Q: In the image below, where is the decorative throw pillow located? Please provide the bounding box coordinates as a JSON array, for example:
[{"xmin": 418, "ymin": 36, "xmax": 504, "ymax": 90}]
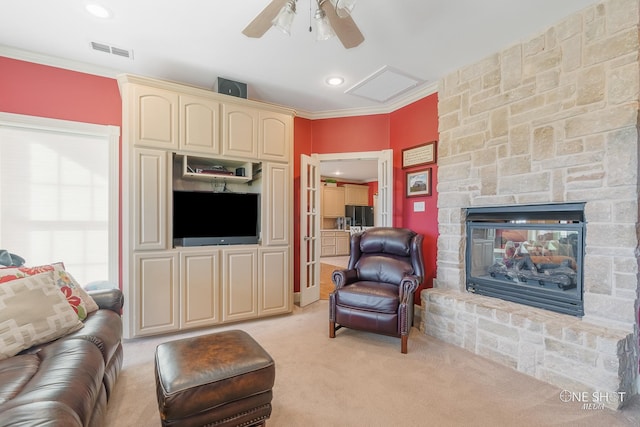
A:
[
  {"xmin": 0, "ymin": 264, "xmax": 54, "ymax": 283},
  {"xmin": 50, "ymin": 263, "xmax": 99, "ymax": 315},
  {"xmin": 0, "ymin": 263, "xmax": 99, "ymax": 319},
  {"xmin": 0, "ymin": 271, "xmax": 84, "ymax": 360}
]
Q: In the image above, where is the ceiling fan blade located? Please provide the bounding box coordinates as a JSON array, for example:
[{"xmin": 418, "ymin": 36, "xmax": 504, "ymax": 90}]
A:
[
  {"xmin": 321, "ymin": 1, "xmax": 364, "ymax": 49},
  {"xmin": 243, "ymin": 0, "xmax": 289, "ymax": 38}
]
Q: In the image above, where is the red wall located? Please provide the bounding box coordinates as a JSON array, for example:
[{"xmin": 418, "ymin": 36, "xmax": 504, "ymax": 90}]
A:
[
  {"xmin": 390, "ymin": 95, "xmax": 439, "ymax": 300},
  {"xmin": 311, "ymin": 115, "xmax": 390, "ymax": 152},
  {"xmin": 0, "ymin": 56, "xmax": 123, "ymax": 286},
  {"xmin": 367, "ymin": 181, "xmax": 378, "ymax": 206},
  {"xmin": 0, "ymin": 57, "xmax": 121, "ymax": 125}
]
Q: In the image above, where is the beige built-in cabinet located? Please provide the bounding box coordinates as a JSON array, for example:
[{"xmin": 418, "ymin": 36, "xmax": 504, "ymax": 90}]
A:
[{"xmin": 119, "ymin": 74, "xmax": 293, "ymax": 339}]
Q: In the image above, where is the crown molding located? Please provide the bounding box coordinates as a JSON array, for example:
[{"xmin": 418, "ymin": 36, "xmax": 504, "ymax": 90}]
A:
[
  {"xmin": 296, "ymin": 81, "xmax": 439, "ymax": 120},
  {"xmin": 0, "ymin": 44, "xmax": 121, "ymax": 78},
  {"xmin": 1, "ymin": 44, "xmax": 438, "ymax": 120}
]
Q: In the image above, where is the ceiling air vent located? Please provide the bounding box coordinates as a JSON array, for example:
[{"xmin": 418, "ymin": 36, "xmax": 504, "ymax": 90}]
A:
[
  {"xmin": 90, "ymin": 41, "xmax": 133, "ymax": 60},
  {"xmin": 346, "ymin": 65, "xmax": 423, "ymax": 103}
]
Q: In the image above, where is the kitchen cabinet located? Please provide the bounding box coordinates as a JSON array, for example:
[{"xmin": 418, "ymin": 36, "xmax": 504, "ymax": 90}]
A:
[
  {"xmin": 321, "ymin": 230, "xmax": 350, "ymax": 256},
  {"xmin": 322, "ymin": 186, "xmax": 345, "ymax": 218},
  {"xmin": 344, "ymin": 184, "xmax": 369, "ymax": 206},
  {"xmin": 336, "ymin": 232, "xmax": 350, "ymax": 255}
]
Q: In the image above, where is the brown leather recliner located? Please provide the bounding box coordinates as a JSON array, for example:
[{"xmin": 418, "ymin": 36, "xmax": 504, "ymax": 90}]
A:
[{"xmin": 329, "ymin": 227, "xmax": 425, "ymax": 353}]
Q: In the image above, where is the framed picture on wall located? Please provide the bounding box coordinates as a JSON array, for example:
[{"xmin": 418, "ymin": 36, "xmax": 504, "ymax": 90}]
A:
[
  {"xmin": 406, "ymin": 169, "xmax": 431, "ymax": 197},
  {"xmin": 402, "ymin": 141, "xmax": 437, "ymax": 168}
]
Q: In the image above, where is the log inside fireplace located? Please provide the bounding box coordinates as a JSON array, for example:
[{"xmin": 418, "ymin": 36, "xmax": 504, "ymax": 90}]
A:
[{"xmin": 465, "ymin": 203, "xmax": 585, "ymax": 316}]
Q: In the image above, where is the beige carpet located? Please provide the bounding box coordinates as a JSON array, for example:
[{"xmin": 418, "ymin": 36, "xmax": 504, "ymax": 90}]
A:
[{"xmin": 105, "ymin": 301, "xmax": 640, "ymax": 427}]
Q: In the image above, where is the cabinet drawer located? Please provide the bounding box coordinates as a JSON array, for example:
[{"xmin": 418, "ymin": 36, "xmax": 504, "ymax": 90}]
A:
[
  {"xmin": 321, "ymin": 245, "xmax": 337, "ymax": 257},
  {"xmin": 321, "ymin": 236, "xmax": 336, "ymax": 246}
]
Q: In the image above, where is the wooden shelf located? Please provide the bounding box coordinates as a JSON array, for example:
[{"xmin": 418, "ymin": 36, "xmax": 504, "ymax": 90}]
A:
[{"xmin": 180, "ymin": 154, "xmax": 253, "ymax": 183}]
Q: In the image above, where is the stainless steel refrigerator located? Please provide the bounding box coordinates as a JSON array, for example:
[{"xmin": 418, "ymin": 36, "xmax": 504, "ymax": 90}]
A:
[{"xmin": 345, "ymin": 205, "xmax": 374, "ymax": 227}]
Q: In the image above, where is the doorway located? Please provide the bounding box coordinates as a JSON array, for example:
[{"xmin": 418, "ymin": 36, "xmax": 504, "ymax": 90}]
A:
[{"xmin": 299, "ymin": 149, "xmax": 393, "ymax": 306}]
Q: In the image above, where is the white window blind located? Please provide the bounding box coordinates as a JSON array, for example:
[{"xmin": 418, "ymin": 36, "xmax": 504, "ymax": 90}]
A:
[{"xmin": 0, "ymin": 113, "xmax": 119, "ymax": 286}]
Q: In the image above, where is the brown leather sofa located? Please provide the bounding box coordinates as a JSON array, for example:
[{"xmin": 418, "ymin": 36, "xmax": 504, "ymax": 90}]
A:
[
  {"xmin": 0, "ymin": 288, "xmax": 124, "ymax": 426},
  {"xmin": 329, "ymin": 227, "xmax": 425, "ymax": 353}
]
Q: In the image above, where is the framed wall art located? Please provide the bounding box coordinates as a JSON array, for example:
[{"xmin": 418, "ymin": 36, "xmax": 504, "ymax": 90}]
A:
[
  {"xmin": 406, "ymin": 168, "xmax": 431, "ymax": 197},
  {"xmin": 402, "ymin": 141, "xmax": 437, "ymax": 168}
]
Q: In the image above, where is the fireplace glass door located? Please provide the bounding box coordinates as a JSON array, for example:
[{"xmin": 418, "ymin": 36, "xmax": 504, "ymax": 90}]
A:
[{"xmin": 466, "ymin": 203, "xmax": 584, "ymax": 316}]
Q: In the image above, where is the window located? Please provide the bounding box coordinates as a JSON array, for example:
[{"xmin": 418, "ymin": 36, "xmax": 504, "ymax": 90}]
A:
[{"xmin": 0, "ymin": 113, "xmax": 119, "ymax": 285}]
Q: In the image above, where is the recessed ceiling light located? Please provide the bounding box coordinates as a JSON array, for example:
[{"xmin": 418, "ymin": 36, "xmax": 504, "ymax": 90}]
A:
[
  {"xmin": 86, "ymin": 3, "xmax": 112, "ymax": 19},
  {"xmin": 326, "ymin": 76, "xmax": 345, "ymax": 86}
]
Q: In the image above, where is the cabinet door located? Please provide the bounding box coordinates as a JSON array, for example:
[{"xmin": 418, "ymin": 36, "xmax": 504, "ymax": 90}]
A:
[
  {"xmin": 263, "ymin": 162, "xmax": 290, "ymax": 246},
  {"xmin": 180, "ymin": 95, "xmax": 220, "ymax": 154},
  {"xmin": 222, "ymin": 248, "xmax": 258, "ymax": 322},
  {"xmin": 134, "ymin": 252, "xmax": 179, "ymax": 336},
  {"xmin": 321, "ymin": 231, "xmax": 337, "ymax": 257},
  {"xmin": 222, "ymin": 104, "xmax": 258, "ymax": 159},
  {"xmin": 344, "ymin": 184, "xmax": 369, "ymax": 206},
  {"xmin": 322, "ymin": 186, "xmax": 345, "ymax": 217},
  {"xmin": 336, "ymin": 233, "xmax": 350, "ymax": 256},
  {"xmin": 133, "ymin": 148, "xmax": 168, "ymax": 251},
  {"xmin": 258, "ymin": 247, "xmax": 291, "ymax": 315},
  {"xmin": 132, "ymin": 84, "xmax": 178, "ymax": 149},
  {"xmin": 180, "ymin": 250, "xmax": 220, "ymax": 328},
  {"xmin": 259, "ymin": 111, "xmax": 290, "ymax": 161}
]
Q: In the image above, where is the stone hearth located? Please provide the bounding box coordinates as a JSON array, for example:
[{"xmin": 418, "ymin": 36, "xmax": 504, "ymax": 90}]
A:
[{"xmin": 421, "ymin": 0, "xmax": 639, "ymax": 409}]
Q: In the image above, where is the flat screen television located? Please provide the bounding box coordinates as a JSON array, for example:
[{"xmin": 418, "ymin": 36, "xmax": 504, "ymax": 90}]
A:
[{"xmin": 173, "ymin": 190, "xmax": 260, "ymax": 246}]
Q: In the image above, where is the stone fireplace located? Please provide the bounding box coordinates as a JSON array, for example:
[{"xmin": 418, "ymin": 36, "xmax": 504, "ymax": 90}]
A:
[{"xmin": 421, "ymin": 0, "xmax": 639, "ymax": 409}]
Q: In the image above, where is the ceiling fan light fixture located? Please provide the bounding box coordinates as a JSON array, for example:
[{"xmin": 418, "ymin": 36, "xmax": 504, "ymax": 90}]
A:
[
  {"xmin": 334, "ymin": 0, "xmax": 357, "ymax": 18},
  {"xmin": 272, "ymin": 0, "xmax": 297, "ymax": 36},
  {"xmin": 314, "ymin": 7, "xmax": 335, "ymax": 41}
]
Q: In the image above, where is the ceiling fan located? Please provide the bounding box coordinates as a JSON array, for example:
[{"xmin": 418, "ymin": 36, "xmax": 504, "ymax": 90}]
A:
[{"xmin": 242, "ymin": 0, "xmax": 364, "ymax": 49}]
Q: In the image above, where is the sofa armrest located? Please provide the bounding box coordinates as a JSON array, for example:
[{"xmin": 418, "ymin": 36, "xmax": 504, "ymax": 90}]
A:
[
  {"xmin": 399, "ymin": 275, "xmax": 420, "ymax": 304},
  {"xmin": 88, "ymin": 288, "xmax": 124, "ymax": 314},
  {"xmin": 331, "ymin": 269, "xmax": 358, "ymax": 289}
]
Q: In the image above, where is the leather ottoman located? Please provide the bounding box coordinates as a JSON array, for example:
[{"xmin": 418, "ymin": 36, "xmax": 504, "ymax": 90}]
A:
[{"xmin": 154, "ymin": 330, "xmax": 275, "ymax": 427}]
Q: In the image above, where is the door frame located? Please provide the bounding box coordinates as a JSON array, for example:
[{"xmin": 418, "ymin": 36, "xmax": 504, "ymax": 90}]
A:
[
  {"xmin": 317, "ymin": 149, "xmax": 393, "ymax": 227},
  {"xmin": 298, "ymin": 149, "xmax": 393, "ymax": 306}
]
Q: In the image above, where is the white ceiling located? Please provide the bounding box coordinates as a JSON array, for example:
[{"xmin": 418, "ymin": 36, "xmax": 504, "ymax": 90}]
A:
[
  {"xmin": 320, "ymin": 159, "xmax": 378, "ymax": 183},
  {"xmin": 0, "ymin": 0, "xmax": 597, "ymax": 119},
  {"xmin": 0, "ymin": 0, "xmax": 597, "ymax": 182}
]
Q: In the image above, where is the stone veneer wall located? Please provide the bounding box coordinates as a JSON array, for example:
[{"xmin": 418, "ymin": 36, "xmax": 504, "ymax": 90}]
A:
[{"xmin": 421, "ymin": 0, "xmax": 640, "ymax": 408}]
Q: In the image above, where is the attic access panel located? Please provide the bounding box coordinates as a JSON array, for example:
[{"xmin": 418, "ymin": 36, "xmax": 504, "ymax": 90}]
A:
[{"xmin": 346, "ymin": 66, "xmax": 424, "ymax": 103}]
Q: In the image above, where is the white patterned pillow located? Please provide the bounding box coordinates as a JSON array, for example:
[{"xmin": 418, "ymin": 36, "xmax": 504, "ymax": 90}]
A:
[
  {"xmin": 0, "ymin": 272, "xmax": 84, "ymax": 360},
  {"xmin": 0, "ymin": 262, "xmax": 99, "ymax": 319}
]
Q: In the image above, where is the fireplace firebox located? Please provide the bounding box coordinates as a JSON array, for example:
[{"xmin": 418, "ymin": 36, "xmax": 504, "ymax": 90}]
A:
[{"xmin": 465, "ymin": 203, "xmax": 585, "ymax": 316}]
